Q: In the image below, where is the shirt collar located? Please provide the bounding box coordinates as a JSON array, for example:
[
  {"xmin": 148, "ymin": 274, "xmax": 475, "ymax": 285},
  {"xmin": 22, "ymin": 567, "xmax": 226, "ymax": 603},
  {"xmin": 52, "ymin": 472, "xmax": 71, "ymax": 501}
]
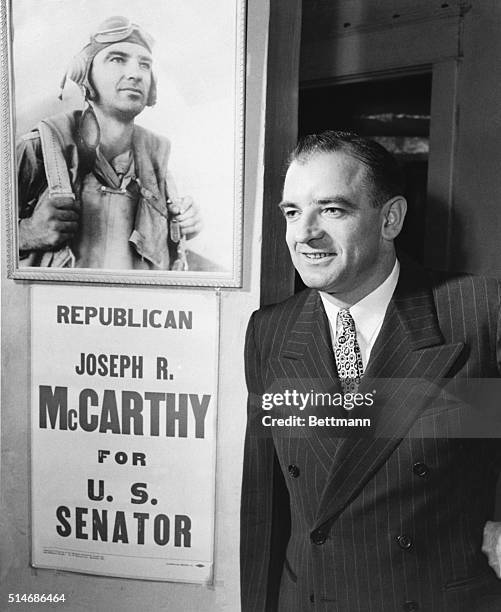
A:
[
  {"xmin": 320, "ymin": 259, "xmax": 400, "ymax": 345},
  {"xmin": 94, "ymin": 147, "xmax": 134, "ymax": 189}
]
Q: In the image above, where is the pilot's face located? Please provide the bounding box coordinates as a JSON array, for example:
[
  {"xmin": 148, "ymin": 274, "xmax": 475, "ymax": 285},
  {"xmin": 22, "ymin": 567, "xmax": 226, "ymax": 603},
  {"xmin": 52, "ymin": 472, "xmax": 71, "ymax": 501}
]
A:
[{"xmin": 91, "ymin": 42, "xmax": 152, "ymax": 120}]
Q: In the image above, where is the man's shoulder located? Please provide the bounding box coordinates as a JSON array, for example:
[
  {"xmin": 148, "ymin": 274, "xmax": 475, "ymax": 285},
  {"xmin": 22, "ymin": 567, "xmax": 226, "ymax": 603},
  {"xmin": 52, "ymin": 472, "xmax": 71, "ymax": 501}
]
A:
[
  {"xmin": 253, "ymin": 288, "xmax": 313, "ymax": 316},
  {"xmin": 133, "ymin": 124, "xmax": 171, "ymax": 153},
  {"xmin": 132, "ymin": 125, "xmax": 171, "ymax": 172},
  {"xmin": 398, "ymin": 255, "xmax": 501, "ymax": 306},
  {"xmin": 28, "ymin": 110, "xmax": 80, "ymax": 135},
  {"xmin": 18, "ymin": 110, "xmax": 81, "ymax": 147},
  {"xmin": 249, "ymin": 289, "xmax": 315, "ymax": 339},
  {"xmin": 428, "ymin": 269, "xmax": 501, "ymax": 305}
]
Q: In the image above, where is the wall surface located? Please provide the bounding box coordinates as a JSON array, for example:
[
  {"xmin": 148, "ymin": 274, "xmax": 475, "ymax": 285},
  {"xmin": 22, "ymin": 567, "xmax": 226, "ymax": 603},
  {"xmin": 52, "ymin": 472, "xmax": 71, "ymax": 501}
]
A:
[
  {"xmin": 0, "ymin": 1, "xmax": 268, "ymax": 611},
  {"xmin": 450, "ymin": 0, "xmax": 501, "ymax": 276}
]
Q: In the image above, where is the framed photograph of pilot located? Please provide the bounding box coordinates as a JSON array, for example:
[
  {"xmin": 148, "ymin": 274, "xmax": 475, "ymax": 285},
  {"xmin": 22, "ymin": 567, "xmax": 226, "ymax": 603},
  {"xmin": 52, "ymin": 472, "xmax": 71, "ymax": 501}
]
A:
[{"xmin": 1, "ymin": 0, "xmax": 245, "ymax": 286}]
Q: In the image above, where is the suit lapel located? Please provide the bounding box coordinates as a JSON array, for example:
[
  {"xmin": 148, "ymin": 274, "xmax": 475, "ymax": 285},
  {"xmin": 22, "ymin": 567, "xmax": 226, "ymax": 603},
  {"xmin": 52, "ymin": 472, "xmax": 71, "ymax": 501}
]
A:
[
  {"xmin": 280, "ymin": 290, "xmax": 340, "ymax": 390},
  {"xmin": 313, "ymin": 260, "xmax": 465, "ymax": 529}
]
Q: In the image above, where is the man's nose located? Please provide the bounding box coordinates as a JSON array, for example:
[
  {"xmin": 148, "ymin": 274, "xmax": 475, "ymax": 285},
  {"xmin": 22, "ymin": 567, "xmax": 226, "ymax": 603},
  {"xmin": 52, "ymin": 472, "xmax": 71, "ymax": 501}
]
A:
[
  {"xmin": 294, "ymin": 209, "xmax": 323, "ymax": 243},
  {"xmin": 126, "ymin": 61, "xmax": 143, "ymax": 80}
]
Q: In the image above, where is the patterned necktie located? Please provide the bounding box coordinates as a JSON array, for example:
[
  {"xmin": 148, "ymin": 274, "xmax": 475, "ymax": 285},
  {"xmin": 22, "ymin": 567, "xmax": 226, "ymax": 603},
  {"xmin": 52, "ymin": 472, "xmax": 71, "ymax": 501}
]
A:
[{"xmin": 334, "ymin": 309, "xmax": 364, "ymax": 394}]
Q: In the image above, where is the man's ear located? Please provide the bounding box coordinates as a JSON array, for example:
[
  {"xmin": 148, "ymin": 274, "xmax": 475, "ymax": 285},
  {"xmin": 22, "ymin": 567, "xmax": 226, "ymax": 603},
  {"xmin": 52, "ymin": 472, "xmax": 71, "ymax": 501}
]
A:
[
  {"xmin": 147, "ymin": 73, "xmax": 157, "ymax": 106},
  {"xmin": 381, "ymin": 196, "xmax": 407, "ymax": 241}
]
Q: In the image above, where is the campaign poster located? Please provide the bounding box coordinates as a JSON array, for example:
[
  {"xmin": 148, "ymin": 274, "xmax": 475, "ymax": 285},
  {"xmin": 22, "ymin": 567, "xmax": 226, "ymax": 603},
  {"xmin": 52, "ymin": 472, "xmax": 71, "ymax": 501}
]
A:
[{"xmin": 30, "ymin": 285, "xmax": 219, "ymax": 582}]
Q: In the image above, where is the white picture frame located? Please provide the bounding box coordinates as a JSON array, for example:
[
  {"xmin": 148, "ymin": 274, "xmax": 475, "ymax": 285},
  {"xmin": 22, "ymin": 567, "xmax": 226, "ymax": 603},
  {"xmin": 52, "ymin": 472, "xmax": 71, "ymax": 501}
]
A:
[{"xmin": 2, "ymin": 0, "xmax": 245, "ymax": 287}]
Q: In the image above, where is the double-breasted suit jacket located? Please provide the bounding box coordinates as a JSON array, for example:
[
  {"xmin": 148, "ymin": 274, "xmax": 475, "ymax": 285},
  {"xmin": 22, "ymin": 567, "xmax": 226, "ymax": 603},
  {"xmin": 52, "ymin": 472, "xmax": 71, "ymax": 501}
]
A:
[{"xmin": 241, "ymin": 261, "xmax": 501, "ymax": 612}]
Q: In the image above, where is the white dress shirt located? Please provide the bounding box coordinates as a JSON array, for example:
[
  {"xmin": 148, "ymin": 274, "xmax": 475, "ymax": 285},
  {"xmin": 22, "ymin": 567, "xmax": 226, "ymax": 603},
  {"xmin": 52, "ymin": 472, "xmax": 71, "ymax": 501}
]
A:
[{"xmin": 319, "ymin": 259, "xmax": 400, "ymax": 370}]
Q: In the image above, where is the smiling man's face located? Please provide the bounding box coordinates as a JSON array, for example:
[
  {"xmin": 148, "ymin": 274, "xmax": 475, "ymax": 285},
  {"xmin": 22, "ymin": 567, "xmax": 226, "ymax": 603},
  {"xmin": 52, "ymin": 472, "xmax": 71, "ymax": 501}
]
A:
[
  {"xmin": 90, "ymin": 42, "xmax": 152, "ymax": 121},
  {"xmin": 281, "ymin": 150, "xmax": 390, "ymax": 303}
]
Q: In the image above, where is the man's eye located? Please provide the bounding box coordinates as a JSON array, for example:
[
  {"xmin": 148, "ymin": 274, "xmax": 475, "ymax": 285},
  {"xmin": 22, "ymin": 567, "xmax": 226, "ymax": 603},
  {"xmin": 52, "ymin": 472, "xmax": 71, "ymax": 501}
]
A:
[
  {"xmin": 281, "ymin": 208, "xmax": 300, "ymax": 220},
  {"xmin": 322, "ymin": 206, "xmax": 344, "ymax": 216},
  {"xmin": 140, "ymin": 62, "xmax": 152, "ymax": 70},
  {"xmin": 110, "ymin": 56, "xmax": 124, "ymax": 63}
]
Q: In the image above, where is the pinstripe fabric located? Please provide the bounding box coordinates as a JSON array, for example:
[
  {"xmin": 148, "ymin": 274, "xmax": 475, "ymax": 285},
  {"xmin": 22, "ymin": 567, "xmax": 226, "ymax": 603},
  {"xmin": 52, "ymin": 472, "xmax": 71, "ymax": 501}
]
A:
[{"xmin": 241, "ymin": 261, "xmax": 501, "ymax": 611}]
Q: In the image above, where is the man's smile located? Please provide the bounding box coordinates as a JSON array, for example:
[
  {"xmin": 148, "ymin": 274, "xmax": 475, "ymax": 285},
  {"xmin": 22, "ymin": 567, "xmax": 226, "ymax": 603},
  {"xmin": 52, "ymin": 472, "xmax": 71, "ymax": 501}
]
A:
[{"xmin": 298, "ymin": 251, "xmax": 336, "ymax": 260}]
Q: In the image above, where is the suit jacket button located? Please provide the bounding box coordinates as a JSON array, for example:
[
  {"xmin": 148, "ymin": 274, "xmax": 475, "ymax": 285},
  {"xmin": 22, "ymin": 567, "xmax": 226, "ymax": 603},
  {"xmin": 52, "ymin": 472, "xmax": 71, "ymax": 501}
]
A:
[
  {"xmin": 396, "ymin": 534, "xmax": 413, "ymax": 549},
  {"xmin": 412, "ymin": 462, "xmax": 429, "ymax": 477},
  {"xmin": 288, "ymin": 464, "xmax": 300, "ymax": 478},
  {"xmin": 403, "ymin": 601, "xmax": 419, "ymax": 611},
  {"xmin": 311, "ymin": 529, "xmax": 327, "ymax": 545}
]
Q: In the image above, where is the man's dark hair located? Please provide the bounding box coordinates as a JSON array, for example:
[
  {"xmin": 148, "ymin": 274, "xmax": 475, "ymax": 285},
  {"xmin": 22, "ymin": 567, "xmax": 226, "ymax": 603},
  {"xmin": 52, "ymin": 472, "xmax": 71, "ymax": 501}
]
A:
[{"xmin": 289, "ymin": 130, "xmax": 405, "ymax": 208}]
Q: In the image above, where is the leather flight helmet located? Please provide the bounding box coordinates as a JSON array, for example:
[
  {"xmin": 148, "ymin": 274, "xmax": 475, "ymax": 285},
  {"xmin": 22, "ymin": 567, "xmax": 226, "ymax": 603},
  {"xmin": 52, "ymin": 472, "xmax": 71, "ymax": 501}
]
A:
[{"xmin": 60, "ymin": 16, "xmax": 157, "ymax": 106}]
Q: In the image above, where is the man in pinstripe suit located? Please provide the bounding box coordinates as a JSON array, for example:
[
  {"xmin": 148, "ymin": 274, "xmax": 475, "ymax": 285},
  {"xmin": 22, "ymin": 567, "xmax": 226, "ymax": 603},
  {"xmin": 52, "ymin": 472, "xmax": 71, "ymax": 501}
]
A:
[{"xmin": 241, "ymin": 131, "xmax": 501, "ymax": 611}]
